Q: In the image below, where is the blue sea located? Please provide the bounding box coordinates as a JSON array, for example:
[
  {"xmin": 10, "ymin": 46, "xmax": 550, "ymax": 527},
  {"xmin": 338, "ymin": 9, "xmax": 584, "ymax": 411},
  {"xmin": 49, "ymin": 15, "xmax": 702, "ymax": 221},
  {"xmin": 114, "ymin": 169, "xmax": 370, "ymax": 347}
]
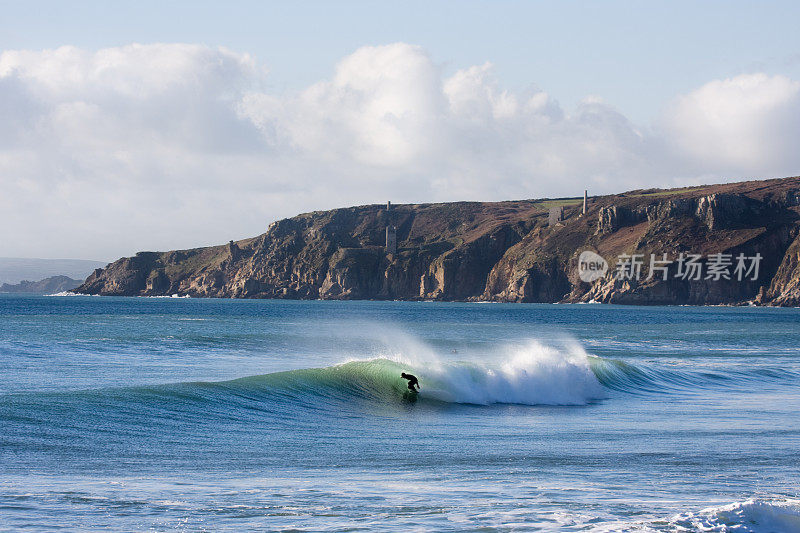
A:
[{"xmin": 1, "ymin": 294, "xmax": 799, "ymax": 532}]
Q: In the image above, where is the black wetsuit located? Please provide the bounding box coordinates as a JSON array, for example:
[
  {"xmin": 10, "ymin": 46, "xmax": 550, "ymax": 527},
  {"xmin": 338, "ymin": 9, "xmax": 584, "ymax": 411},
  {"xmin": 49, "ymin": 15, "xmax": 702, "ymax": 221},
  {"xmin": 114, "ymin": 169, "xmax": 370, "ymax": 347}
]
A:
[{"xmin": 401, "ymin": 372, "xmax": 420, "ymax": 392}]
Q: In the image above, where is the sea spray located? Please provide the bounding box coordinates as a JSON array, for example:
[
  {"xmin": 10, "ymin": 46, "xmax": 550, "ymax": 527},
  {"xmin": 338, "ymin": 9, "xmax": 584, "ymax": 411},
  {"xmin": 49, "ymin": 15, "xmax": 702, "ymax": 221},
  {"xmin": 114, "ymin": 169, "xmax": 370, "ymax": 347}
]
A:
[{"xmin": 404, "ymin": 340, "xmax": 607, "ymax": 405}]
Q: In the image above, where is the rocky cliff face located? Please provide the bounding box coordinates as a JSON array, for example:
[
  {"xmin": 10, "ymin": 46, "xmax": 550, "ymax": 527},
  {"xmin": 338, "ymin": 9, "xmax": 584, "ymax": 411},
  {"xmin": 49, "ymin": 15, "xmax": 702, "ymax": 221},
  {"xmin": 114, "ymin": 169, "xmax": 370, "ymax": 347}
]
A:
[{"xmin": 77, "ymin": 177, "xmax": 800, "ymax": 306}]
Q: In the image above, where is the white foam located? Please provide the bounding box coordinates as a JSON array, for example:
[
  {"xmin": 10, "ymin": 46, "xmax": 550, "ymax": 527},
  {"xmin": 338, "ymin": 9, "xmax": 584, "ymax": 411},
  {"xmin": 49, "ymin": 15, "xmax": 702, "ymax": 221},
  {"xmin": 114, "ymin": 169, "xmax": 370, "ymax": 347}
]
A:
[
  {"xmin": 45, "ymin": 291, "xmax": 86, "ymax": 296},
  {"xmin": 416, "ymin": 341, "xmax": 606, "ymax": 406},
  {"xmin": 670, "ymin": 498, "xmax": 800, "ymax": 532}
]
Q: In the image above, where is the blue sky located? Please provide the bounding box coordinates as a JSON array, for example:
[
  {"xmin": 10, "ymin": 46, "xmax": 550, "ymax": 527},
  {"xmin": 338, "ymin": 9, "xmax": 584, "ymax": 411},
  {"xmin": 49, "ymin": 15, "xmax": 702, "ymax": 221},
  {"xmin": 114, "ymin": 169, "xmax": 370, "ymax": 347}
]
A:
[
  {"xmin": 4, "ymin": 1, "xmax": 798, "ymax": 121},
  {"xmin": 1, "ymin": 1, "xmax": 799, "ymax": 260}
]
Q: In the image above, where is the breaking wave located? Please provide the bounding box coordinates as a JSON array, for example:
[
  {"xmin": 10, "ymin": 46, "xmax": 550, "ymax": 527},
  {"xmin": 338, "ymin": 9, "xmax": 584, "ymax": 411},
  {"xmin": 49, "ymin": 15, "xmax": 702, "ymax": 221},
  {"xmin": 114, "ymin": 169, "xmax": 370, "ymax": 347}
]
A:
[
  {"xmin": 225, "ymin": 340, "xmax": 607, "ymax": 407},
  {"xmin": 669, "ymin": 498, "xmax": 800, "ymax": 532}
]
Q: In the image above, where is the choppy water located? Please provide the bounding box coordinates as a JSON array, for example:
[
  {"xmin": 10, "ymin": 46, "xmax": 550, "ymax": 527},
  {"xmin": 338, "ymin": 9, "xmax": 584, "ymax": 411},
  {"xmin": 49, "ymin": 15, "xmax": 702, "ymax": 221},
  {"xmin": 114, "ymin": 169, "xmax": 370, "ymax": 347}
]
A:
[{"xmin": 1, "ymin": 295, "xmax": 799, "ymax": 531}]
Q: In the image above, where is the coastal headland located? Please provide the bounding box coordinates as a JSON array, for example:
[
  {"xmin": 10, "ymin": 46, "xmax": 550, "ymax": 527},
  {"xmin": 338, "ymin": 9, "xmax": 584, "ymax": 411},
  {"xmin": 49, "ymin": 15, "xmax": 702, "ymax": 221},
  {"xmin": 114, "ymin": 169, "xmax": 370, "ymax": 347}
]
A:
[{"xmin": 77, "ymin": 176, "xmax": 800, "ymax": 306}]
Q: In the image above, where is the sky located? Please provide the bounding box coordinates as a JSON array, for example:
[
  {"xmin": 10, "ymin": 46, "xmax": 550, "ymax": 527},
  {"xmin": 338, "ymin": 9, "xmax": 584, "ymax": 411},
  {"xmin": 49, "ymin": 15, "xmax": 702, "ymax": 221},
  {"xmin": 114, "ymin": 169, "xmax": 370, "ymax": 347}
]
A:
[{"xmin": 1, "ymin": 1, "xmax": 800, "ymax": 261}]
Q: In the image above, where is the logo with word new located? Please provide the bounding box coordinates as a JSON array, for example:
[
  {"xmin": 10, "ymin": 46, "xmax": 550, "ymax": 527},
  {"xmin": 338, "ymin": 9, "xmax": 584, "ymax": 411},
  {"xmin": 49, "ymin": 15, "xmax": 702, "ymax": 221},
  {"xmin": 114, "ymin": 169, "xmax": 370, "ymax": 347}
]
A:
[{"xmin": 578, "ymin": 250, "xmax": 608, "ymax": 282}]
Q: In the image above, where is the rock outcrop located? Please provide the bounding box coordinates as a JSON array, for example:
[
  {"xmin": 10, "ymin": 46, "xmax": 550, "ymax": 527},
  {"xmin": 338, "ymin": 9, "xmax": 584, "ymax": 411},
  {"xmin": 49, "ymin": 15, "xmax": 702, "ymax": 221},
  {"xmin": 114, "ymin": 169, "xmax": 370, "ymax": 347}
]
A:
[
  {"xmin": 759, "ymin": 230, "xmax": 800, "ymax": 307},
  {"xmin": 77, "ymin": 176, "xmax": 800, "ymax": 306}
]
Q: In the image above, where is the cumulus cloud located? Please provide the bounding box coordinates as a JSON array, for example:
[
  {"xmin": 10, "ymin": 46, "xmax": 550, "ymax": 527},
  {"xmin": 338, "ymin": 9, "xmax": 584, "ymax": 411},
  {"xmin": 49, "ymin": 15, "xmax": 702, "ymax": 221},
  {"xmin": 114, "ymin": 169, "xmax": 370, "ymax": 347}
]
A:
[
  {"xmin": 664, "ymin": 73, "xmax": 800, "ymax": 175},
  {"xmin": 239, "ymin": 43, "xmax": 664, "ymax": 199},
  {"xmin": 0, "ymin": 42, "xmax": 798, "ymax": 259}
]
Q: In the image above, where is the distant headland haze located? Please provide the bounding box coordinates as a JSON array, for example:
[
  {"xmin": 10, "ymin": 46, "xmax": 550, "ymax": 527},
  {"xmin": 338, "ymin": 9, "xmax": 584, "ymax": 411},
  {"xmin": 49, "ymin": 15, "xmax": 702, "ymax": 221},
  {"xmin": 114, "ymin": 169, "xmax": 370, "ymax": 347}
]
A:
[{"xmin": 0, "ymin": 258, "xmax": 108, "ymax": 285}]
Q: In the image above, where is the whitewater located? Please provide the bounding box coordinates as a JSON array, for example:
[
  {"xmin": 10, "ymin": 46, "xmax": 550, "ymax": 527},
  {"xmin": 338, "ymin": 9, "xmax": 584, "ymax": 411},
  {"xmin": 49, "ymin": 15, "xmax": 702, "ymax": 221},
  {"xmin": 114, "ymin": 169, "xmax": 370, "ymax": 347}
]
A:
[{"xmin": 1, "ymin": 295, "xmax": 799, "ymax": 531}]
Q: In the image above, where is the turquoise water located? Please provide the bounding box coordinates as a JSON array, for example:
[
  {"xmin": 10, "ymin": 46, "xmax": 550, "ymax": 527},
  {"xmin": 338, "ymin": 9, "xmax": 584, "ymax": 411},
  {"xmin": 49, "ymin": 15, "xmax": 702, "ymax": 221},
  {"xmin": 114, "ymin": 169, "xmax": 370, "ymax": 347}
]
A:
[{"xmin": 1, "ymin": 295, "xmax": 799, "ymax": 531}]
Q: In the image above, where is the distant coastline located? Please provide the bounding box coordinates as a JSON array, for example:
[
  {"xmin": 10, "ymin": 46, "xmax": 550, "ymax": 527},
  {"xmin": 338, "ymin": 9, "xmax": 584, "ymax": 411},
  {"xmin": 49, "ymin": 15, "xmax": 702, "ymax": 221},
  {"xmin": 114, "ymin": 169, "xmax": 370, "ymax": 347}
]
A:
[{"xmin": 0, "ymin": 257, "xmax": 107, "ymax": 286}]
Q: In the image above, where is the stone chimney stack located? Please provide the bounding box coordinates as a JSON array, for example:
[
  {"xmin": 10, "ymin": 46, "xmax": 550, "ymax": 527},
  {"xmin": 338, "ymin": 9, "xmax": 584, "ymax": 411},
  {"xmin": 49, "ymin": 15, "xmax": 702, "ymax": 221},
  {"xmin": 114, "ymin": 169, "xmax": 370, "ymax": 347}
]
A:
[
  {"xmin": 548, "ymin": 206, "xmax": 564, "ymax": 226},
  {"xmin": 385, "ymin": 225, "xmax": 397, "ymax": 255},
  {"xmin": 583, "ymin": 190, "xmax": 588, "ymax": 215}
]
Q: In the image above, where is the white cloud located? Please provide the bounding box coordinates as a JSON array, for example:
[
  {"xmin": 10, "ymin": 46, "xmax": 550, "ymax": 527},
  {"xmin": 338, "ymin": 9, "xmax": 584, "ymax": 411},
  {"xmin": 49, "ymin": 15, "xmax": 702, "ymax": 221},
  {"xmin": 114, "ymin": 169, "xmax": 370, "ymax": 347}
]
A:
[
  {"xmin": 664, "ymin": 73, "xmax": 800, "ymax": 175},
  {"xmin": 241, "ymin": 43, "xmax": 446, "ymax": 168},
  {"xmin": 1, "ymin": 42, "xmax": 799, "ymax": 260},
  {"xmin": 239, "ymin": 43, "xmax": 661, "ymax": 199}
]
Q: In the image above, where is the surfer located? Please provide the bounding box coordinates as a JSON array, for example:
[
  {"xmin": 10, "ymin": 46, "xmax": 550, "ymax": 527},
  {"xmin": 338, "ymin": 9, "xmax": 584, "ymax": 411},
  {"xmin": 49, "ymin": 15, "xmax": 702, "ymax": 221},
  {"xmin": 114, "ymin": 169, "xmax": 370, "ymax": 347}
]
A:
[{"xmin": 401, "ymin": 372, "xmax": 420, "ymax": 392}]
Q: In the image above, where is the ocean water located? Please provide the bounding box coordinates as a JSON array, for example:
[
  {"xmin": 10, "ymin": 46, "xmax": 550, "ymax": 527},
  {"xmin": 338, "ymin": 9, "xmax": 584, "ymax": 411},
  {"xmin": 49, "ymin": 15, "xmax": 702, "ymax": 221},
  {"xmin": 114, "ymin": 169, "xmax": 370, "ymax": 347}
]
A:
[{"xmin": 1, "ymin": 295, "xmax": 799, "ymax": 532}]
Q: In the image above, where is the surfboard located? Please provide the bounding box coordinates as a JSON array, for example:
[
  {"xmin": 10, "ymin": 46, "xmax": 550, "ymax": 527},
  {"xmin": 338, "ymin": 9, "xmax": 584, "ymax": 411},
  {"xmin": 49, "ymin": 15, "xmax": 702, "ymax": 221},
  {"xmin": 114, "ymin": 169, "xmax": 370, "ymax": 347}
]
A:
[{"xmin": 402, "ymin": 390, "xmax": 419, "ymax": 402}]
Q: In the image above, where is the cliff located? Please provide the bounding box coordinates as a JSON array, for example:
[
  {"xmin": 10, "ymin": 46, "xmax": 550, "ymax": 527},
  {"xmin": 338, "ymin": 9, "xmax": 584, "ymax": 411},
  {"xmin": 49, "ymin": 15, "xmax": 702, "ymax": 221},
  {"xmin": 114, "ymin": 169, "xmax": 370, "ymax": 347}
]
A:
[{"xmin": 77, "ymin": 176, "xmax": 800, "ymax": 306}]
